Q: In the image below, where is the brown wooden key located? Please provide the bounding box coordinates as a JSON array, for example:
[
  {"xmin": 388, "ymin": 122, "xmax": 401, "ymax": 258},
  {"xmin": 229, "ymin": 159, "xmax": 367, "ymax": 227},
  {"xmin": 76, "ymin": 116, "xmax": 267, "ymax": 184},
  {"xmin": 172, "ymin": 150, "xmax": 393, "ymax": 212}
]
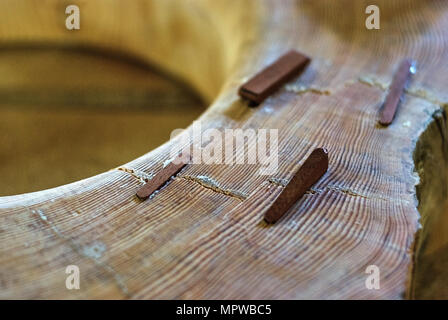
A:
[
  {"xmin": 239, "ymin": 50, "xmax": 311, "ymax": 105},
  {"xmin": 264, "ymin": 148, "xmax": 329, "ymax": 224}
]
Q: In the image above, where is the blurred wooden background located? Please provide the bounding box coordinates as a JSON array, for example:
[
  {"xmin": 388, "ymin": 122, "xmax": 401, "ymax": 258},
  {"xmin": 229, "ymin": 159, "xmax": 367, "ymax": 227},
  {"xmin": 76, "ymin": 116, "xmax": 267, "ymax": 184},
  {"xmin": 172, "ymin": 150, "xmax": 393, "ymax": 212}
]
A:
[{"xmin": 0, "ymin": 47, "xmax": 204, "ymax": 195}]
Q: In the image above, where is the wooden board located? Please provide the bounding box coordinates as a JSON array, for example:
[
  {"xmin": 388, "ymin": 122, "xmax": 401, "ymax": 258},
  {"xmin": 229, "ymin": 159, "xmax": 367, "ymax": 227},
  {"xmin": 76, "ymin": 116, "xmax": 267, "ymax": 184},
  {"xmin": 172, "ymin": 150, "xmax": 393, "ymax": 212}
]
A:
[{"xmin": 1, "ymin": 0, "xmax": 448, "ymax": 299}]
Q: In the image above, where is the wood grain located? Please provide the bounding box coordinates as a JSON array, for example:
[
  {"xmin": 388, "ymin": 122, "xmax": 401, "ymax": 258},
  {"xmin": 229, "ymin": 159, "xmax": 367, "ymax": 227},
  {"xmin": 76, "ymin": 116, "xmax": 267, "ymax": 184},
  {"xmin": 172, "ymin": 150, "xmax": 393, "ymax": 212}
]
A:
[{"xmin": 0, "ymin": 0, "xmax": 448, "ymax": 299}]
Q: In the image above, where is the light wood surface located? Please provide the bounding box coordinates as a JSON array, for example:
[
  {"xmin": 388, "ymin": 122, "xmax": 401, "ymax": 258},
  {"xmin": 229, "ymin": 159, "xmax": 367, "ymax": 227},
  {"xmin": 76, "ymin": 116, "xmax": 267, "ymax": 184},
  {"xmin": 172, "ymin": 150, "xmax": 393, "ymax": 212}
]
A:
[{"xmin": 1, "ymin": 0, "xmax": 448, "ymax": 299}]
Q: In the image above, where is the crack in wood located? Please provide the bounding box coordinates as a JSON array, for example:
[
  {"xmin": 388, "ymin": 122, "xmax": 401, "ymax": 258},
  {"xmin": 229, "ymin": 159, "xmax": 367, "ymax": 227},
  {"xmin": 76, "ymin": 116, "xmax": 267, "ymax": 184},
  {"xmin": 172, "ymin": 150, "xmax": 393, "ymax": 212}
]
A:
[
  {"xmin": 432, "ymin": 109, "xmax": 448, "ymax": 160},
  {"xmin": 284, "ymin": 84, "xmax": 331, "ymax": 96},
  {"xmin": 268, "ymin": 177, "xmax": 387, "ymax": 201},
  {"xmin": 116, "ymin": 167, "xmax": 154, "ymax": 184},
  {"xmin": 356, "ymin": 75, "xmax": 448, "ymax": 107},
  {"xmin": 181, "ymin": 175, "xmax": 247, "ymax": 201}
]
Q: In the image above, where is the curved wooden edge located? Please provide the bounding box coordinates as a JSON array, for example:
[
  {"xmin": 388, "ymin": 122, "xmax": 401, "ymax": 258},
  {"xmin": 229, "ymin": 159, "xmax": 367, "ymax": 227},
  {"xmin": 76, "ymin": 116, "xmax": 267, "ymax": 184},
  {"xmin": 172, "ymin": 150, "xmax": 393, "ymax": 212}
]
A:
[{"xmin": 0, "ymin": 0, "xmax": 448, "ymax": 299}]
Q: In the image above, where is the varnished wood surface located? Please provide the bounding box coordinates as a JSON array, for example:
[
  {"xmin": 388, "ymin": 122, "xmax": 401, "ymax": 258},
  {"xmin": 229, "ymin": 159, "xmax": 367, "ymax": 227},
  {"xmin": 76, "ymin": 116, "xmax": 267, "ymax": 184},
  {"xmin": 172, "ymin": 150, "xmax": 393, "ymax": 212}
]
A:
[{"xmin": 0, "ymin": 0, "xmax": 448, "ymax": 299}]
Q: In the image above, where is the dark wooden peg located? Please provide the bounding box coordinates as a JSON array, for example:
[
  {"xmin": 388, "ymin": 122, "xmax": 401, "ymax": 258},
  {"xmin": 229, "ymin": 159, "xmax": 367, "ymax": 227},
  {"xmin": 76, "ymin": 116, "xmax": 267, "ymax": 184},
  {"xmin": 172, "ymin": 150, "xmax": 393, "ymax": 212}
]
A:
[
  {"xmin": 264, "ymin": 148, "xmax": 329, "ymax": 224},
  {"xmin": 379, "ymin": 58, "xmax": 416, "ymax": 126},
  {"xmin": 239, "ymin": 50, "xmax": 311, "ymax": 105},
  {"xmin": 136, "ymin": 152, "xmax": 190, "ymax": 200}
]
